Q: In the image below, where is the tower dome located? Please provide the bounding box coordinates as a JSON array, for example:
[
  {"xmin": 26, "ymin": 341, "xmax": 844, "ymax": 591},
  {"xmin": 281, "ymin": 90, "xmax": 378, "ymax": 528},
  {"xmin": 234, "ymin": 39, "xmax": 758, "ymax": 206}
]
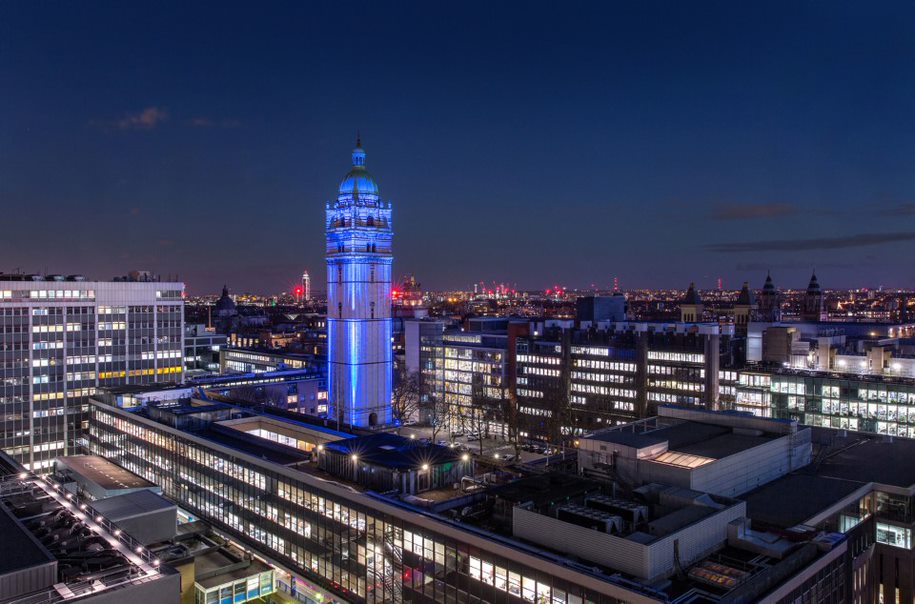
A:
[{"xmin": 338, "ymin": 137, "xmax": 379, "ymax": 197}]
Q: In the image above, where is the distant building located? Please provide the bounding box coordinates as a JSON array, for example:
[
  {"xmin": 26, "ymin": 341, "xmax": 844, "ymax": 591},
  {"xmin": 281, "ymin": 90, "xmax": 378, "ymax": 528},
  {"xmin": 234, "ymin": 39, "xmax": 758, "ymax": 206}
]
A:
[
  {"xmin": 758, "ymin": 272, "xmax": 781, "ymax": 321},
  {"xmin": 214, "ymin": 284, "xmax": 237, "ymax": 318},
  {"xmin": 679, "ymin": 282, "xmax": 704, "ymax": 322},
  {"xmin": 801, "ymin": 272, "xmax": 827, "ymax": 321},
  {"xmin": 575, "ymin": 294, "xmax": 627, "ymax": 323},
  {"xmin": 301, "ymin": 269, "xmax": 311, "ymax": 302},
  {"xmin": 184, "ymin": 323, "xmax": 226, "ymax": 374},
  {"xmin": 733, "ymin": 281, "xmax": 757, "ymax": 335}
]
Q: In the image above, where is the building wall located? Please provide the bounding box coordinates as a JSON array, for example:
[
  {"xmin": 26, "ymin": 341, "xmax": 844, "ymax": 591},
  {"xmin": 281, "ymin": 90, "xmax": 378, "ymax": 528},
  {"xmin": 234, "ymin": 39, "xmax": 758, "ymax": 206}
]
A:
[
  {"xmin": 512, "ymin": 502, "xmax": 746, "ymax": 582},
  {"xmin": 689, "ymin": 430, "xmax": 811, "ymax": 497},
  {"xmin": 0, "ymin": 280, "xmax": 183, "ymax": 470}
]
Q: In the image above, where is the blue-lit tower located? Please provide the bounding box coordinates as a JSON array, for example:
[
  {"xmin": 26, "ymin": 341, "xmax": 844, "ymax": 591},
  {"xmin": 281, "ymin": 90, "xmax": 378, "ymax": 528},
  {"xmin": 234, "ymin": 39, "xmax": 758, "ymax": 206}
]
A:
[{"xmin": 326, "ymin": 138, "xmax": 393, "ymax": 427}]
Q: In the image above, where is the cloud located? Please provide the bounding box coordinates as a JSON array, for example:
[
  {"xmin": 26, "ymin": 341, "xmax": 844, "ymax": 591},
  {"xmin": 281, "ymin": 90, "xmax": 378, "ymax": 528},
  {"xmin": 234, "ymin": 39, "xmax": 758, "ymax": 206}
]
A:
[
  {"xmin": 705, "ymin": 232, "xmax": 915, "ymax": 253},
  {"xmin": 709, "ymin": 202, "xmax": 797, "ymax": 220},
  {"xmin": 735, "ymin": 261, "xmax": 853, "ymax": 271},
  {"xmin": 880, "ymin": 203, "xmax": 915, "ymax": 216},
  {"xmin": 188, "ymin": 117, "xmax": 241, "ymax": 128},
  {"xmin": 93, "ymin": 107, "xmax": 169, "ymax": 131}
]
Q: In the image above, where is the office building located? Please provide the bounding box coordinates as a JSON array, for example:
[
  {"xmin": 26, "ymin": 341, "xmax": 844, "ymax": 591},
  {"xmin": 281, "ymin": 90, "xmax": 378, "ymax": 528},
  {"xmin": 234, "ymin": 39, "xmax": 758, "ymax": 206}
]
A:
[
  {"xmin": 184, "ymin": 323, "xmax": 227, "ymax": 375},
  {"xmin": 0, "ymin": 275, "xmax": 184, "ymax": 470},
  {"xmin": 86, "ymin": 387, "xmax": 876, "ymax": 603},
  {"xmin": 219, "ymin": 348, "xmax": 319, "ymax": 374},
  {"xmin": 326, "ymin": 139, "xmax": 393, "ymax": 427}
]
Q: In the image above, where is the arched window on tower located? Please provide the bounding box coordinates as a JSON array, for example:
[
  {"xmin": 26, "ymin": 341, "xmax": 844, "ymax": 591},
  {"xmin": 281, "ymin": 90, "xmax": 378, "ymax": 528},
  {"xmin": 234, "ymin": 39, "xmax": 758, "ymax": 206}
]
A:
[
  {"xmin": 370, "ymin": 265, "xmax": 375, "ymax": 283},
  {"xmin": 337, "ymin": 266, "xmax": 343, "ymax": 284},
  {"xmin": 370, "ymin": 301, "xmax": 375, "ymax": 319},
  {"xmin": 338, "ymin": 302, "xmax": 342, "ymax": 318}
]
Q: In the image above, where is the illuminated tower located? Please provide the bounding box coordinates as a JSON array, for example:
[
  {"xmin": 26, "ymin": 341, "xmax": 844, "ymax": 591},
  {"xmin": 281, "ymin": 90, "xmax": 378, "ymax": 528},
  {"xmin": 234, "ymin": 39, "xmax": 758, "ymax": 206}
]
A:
[
  {"xmin": 301, "ymin": 270, "xmax": 311, "ymax": 301},
  {"xmin": 325, "ymin": 138, "xmax": 393, "ymax": 427}
]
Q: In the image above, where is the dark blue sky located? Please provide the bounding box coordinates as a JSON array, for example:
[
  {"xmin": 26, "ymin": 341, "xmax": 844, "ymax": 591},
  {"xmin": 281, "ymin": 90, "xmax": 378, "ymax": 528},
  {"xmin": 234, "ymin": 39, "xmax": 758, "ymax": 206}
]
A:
[{"xmin": 2, "ymin": 1, "xmax": 915, "ymax": 294}]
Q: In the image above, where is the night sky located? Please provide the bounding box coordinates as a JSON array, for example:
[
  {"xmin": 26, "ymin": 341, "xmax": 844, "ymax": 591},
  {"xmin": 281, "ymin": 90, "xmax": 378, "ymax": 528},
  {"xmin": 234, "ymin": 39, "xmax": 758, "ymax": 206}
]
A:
[{"xmin": 2, "ymin": 2, "xmax": 915, "ymax": 295}]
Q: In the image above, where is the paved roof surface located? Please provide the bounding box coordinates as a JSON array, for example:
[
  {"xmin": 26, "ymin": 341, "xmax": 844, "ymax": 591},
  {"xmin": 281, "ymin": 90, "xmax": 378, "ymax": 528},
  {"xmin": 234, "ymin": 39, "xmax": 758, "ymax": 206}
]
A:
[{"xmin": 58, "ymin": 455, "xmax": 156, "ymax": 490}]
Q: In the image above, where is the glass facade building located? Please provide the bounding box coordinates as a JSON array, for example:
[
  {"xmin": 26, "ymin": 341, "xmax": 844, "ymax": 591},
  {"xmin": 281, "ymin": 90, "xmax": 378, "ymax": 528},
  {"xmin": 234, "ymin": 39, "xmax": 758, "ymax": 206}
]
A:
[
  {"xmin": 88, "ymin": 399, "xmax": 643, "ymax": 604},
  {"xmin": 733, "ymin": 369, "xmax": 915, "ymax": 437}
]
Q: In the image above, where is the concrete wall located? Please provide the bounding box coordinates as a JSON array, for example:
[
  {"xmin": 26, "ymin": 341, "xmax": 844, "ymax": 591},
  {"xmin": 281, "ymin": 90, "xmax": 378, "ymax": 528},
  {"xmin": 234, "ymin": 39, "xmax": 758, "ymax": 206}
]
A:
[
  {"xmin": 689, "ymin": 430, "xmax": 811, "ymax": 497},
  {"xmin": 512, "ymin": 501, "xmax": 746, "ymax": 582},
  {"xmin": 0, "ymin": 561, "xmax": 57, "ymax": 602}
]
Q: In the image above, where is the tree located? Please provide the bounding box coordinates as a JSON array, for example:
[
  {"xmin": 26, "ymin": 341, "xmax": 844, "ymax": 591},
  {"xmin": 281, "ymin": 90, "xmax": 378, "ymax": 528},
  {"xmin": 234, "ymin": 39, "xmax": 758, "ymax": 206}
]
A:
[
  {"xmin": 499, "ymin": 388, "xmax": 523, "ymax": 460},
  {"xmin": 392, "ymin": 366, "xmax": 421, "ymax": 427},
  {"xmin": 425, "ymin": 394, "xmax": 452, "ymax": 442}
]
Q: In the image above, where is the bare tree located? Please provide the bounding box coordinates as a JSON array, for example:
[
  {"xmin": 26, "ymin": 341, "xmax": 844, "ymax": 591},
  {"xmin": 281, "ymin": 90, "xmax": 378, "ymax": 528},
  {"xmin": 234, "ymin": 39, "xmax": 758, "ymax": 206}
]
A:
[
  {"xmin": 499, "ymin": 388, "xmax": 522, "ymax": 460},
  {"xmin": 391, "ymin": 366, "xmax": 421, "ymax": 427},
  {"xmin": 425, "ymin": 394, "xmax": 452, "ymax": 442}
]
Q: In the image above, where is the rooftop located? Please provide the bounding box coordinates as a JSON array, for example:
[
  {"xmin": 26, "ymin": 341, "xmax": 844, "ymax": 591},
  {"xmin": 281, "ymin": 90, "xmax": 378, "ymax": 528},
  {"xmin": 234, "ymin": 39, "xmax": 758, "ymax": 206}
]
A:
[
  {"xmin": 583, "ymin": 411, "xmax": 782, "ymax": 462},
  {"xmin": 0, "ymin": 502, "xmax": 55, "ymax": 575},
  {"xmin": 323, "ymin": 433, "xmax": 464, "ymax": 470},
  {"xmin": 743, "ymin": 427, "xmax": 915, "ymax": 529},
  {"xmin": 56, "ymin": 455, "xmax": 157, "ymax": 491}
]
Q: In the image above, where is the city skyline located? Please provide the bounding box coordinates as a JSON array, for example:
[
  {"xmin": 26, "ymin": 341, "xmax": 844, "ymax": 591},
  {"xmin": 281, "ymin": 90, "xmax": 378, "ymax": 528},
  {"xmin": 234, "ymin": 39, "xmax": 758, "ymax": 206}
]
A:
[{"xmin": 3, "ymin": 2, "xmax": 915, "ymax": 294}]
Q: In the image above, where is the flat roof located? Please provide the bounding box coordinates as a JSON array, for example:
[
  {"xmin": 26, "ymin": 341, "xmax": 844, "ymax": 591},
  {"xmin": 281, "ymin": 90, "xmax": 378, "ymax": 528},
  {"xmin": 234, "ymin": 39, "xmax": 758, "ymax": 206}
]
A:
[
  {"xmin": 676, "ymin": 432, "xmax": 774, "ymax": 459},
  {"xmin": 201, "ymin": 428, "xmax": 310, "ymax": 466},
  {"xmin": 217, "ymin": 414, "xmax": 349, "ymax": 442},
  {"xmin": 811, "ymin": 436, "xmax": 915, "ymax": 488},
  {"xmin": 0, "ymin": 503, "xmax": 55, "ymax": 575},
  {"xmin": 195, "ymin": 550, "xmax": 271, "ymax": 590},
  {"xmin": 586, "ymin": 419, "xmax": 778, "ymax": 461},
  {"xmin": 57, "ymin": 455, "xmax": 156, "ymax": 491},
  {"xmin": 104, "ymin": 383, "xmax": 184, "ymax": 395},
  {"xmin": 744, "ymin": 474, "xmax": 865, "ymax": 528},
  {"xmin": 586, "ymin": 430, "xmax": 668, "ymax": 448},
  {"xmin": 323, "ymin": 433, "xmax": 464, "ymax": 469},
  {"xmin": 744, "ymin": 427, "xmax": 915, "ymax": 528},
  {"xmin": 489, "ymin": 474, "xmax": 603, "ymax": 507}
]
